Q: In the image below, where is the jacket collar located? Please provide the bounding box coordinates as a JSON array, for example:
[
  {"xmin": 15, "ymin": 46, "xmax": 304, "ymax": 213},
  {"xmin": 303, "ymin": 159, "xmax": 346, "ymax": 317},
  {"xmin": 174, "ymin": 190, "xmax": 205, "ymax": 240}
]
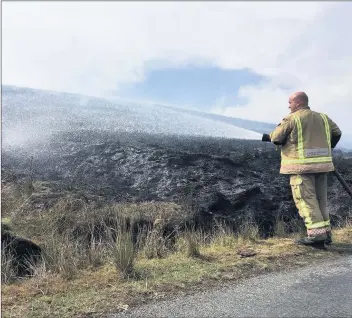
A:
[{"xmin": 291, "ymin": 106, "xmax": 310, "ymax": 114}]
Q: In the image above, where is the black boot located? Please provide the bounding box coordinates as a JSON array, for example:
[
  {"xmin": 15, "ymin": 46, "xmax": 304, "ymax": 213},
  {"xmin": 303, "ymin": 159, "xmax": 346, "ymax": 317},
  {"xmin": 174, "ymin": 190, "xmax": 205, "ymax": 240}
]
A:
[
  {"xmin": 325, "ymin": 231, "xmax": 332, "ymax": 245},
  {"xmin": 295, "ymin": 236, "xmax": 326, "ymax": 249}
]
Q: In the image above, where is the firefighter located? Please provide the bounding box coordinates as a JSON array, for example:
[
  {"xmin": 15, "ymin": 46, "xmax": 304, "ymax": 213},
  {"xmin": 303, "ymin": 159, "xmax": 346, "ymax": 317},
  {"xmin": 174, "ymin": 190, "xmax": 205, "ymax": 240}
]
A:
[{"xmin": 262, "ymin": 91, "xmax": 342, "ymax": 247}]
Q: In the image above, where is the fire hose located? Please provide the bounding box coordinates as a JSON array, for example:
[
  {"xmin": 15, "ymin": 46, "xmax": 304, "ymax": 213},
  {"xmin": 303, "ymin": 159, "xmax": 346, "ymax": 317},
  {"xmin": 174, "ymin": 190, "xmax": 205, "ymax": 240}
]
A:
[{"xmin": 332, "ymin": 169, "xmax": 352, "ymax": 199}]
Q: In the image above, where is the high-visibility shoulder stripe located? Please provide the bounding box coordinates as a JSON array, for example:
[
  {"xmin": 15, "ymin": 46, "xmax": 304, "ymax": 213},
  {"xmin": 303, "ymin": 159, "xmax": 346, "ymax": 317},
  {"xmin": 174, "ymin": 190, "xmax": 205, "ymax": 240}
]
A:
[
  {"xmin": 320, "ymin": 113, "xmax": 331, "ymax": 149},
  {"xmin": 293, "ymin": 116, "xmax": 304, "ymax": 159},
  {"xmin": 282, "ymin": 112, "xmax": 333, "ymax": 169}
]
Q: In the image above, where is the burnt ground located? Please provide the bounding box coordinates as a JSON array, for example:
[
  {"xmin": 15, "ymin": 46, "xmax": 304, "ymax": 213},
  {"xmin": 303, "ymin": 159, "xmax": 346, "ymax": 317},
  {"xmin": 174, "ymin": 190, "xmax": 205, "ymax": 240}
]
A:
[{"xmin": 2, "ymin": 130, "xmax": 352, "ymax": 236}]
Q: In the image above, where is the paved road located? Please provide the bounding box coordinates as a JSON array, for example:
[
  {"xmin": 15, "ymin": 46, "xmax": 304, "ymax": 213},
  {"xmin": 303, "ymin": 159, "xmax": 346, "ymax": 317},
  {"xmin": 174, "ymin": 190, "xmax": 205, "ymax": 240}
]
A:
[{"xmin": 111, "ymin": 256, "xmax": 352, "ymax": 318}]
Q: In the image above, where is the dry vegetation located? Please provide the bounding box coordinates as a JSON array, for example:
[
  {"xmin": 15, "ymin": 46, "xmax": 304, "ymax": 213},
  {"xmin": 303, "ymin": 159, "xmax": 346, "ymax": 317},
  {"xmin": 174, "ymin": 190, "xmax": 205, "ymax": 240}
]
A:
[{"xmin": 1, "ymin": 180, "xmax": 352, "ymax": 318}]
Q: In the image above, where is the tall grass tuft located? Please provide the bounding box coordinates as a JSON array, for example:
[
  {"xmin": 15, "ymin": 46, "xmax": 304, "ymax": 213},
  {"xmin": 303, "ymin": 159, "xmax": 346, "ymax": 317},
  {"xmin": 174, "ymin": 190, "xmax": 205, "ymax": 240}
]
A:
[
  {"xmin": 237, "ymin": 219, "xmax": 260, "ymax": 242},
  {"xmin": 211, "ymin": 220, "xmax": 238, "ymax": 248},
  {"xmin": 175, "ymin": 228, "xmax": 202, "ymax": 258},
  {"xmin": 140, "ymin": 219, "xmax": 168, "ymax": 259},
  {"xmin": 40, "ymin": 234, "xmax": 81, "ymax": 280},
  {"xmin": 1, "ymin": 247, "xmax": 17, "ymax": 284},
  {"xmin": 110, "ymin": 225, "xmax": 136, "ymax": 279}
]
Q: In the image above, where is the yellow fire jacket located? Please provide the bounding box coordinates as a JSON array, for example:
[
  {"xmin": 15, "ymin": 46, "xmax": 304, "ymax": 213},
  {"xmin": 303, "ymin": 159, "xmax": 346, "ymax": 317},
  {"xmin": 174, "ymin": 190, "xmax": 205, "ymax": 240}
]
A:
[{"xmin": 269, "ymin": 107, "xmax": 342, "ymax": 174}]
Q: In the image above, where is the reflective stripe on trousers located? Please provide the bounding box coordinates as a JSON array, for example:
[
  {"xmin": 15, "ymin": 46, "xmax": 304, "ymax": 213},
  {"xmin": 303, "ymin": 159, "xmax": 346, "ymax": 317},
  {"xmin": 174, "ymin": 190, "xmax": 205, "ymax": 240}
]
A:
[{"xmin": 290, "ymin": 174, "xmax": 330, "ymax": 236}]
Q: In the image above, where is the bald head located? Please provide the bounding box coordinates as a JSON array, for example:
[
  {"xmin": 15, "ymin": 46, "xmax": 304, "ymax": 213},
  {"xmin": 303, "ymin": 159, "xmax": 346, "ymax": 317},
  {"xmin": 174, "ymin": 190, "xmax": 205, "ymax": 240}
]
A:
[{"xmin": 288, "ymin": 91, "xmax": 309, "ymax": 113}]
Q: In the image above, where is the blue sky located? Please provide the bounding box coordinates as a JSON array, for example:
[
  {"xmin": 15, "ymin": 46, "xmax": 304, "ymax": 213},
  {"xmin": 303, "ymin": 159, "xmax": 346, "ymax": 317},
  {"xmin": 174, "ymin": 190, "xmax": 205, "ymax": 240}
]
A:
[
  {"xmin": 3, "ymin": 2, "xmax": 352, "ymax": 133},
  {"xmin": 116, "ymin": 67, "xmax": 266, "ymax": 111}
]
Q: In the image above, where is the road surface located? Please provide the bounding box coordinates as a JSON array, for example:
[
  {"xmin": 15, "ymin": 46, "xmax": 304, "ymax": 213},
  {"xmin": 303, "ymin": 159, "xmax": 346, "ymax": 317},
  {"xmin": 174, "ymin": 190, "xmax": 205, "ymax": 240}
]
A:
[{"xmin": 110, "ymin": 256, "xmax": 352, "ymax": 318}]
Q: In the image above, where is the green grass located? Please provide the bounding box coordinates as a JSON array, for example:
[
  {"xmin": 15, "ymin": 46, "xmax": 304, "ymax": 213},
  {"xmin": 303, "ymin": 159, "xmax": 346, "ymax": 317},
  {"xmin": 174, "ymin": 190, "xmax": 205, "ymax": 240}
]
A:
[
  {"xmin": 2, "ymin": 182, "xmax": 352, "ymax": 318},
  {"xmin": 2, "ymin": 220, "xmax": 351, "ymax": 318}
]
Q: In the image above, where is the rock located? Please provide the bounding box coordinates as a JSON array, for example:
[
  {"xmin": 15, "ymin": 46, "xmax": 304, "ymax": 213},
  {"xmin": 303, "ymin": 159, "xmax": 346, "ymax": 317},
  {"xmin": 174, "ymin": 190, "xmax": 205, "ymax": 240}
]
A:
[
  {"xmin": 237, "ymin": 249, "xmax": 257, "ymax": 258},
  {"xmin": 1, "ymin": 230, "xmax": 42, "ymax": 278}
]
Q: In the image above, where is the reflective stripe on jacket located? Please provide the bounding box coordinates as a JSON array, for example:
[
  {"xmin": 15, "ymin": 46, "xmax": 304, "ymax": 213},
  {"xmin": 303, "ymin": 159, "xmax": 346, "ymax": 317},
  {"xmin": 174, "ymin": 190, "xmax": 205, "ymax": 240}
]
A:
[{"xmin": 269, "ymin": 107, "xmax": 342, "ymax": 174}]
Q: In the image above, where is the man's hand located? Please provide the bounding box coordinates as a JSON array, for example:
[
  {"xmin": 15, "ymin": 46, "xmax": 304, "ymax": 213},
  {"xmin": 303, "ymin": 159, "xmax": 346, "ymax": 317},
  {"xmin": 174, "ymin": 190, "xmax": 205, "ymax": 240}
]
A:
[{"xmin": 261, "ymin": 134, "xmax": 271, "ymax": 142}]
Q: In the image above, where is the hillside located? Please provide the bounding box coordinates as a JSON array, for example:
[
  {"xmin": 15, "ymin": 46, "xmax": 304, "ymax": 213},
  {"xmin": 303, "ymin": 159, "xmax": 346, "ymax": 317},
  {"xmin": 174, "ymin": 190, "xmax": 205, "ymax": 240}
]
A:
[
  {"xmin": 2, "ymin": 85, "xmax": 352, "ymax": 318},
  {"xmin": 3, "ymin": 85, "xmax": 351, "ymax": 149},
  {"xmin": 3, "ymin": 129, "xmax": 352, "ymax": 237},
  {"xmin": 2, "ymin": 85, "xmax": 352, "ymax": 234}
]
